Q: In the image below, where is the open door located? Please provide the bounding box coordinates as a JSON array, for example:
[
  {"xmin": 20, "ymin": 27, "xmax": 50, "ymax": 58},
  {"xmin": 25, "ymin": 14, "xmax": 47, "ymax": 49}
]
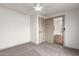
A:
[{"xmin": 39, "ymin": 17, "xmax": 45, "ymax": 43}]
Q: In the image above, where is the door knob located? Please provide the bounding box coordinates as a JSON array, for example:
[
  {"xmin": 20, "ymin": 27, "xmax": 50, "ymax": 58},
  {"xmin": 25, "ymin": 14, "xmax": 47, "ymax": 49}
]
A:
[{"xmin": 39, "ymin": 31, "xmax": 42, "ymax": 33}]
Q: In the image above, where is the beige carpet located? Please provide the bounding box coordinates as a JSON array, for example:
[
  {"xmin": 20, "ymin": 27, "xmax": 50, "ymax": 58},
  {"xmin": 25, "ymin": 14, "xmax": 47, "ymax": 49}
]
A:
[{"xmin": 0, "ymin": 42, "xmax": 79, "ymax": 56}]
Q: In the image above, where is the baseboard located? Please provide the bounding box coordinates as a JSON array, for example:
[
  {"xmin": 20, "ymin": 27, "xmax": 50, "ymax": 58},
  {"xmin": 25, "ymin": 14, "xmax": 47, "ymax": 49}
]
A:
[{"xmin": 64, "ymin": 45, "xmax": 79, "ymax": 51}]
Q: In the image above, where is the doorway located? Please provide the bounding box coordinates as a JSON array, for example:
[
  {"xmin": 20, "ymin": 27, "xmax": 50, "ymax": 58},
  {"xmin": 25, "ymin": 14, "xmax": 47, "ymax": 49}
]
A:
[
  {"xmin": 38, "ymin": 15, "xmax": 65, "ymax": 45},
  {"xmin": 53, "ymin": 15, "xmax": 65, "ymax": 45}
]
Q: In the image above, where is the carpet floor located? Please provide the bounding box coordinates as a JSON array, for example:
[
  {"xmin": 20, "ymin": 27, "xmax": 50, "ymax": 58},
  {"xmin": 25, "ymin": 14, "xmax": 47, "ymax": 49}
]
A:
[{"xmin": 0, "ymin": 42, "xmax": 79, "ymax": 56}]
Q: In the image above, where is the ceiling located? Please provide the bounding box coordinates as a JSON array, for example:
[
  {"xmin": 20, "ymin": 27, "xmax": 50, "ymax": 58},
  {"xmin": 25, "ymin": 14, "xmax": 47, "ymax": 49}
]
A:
[{"xmin": 0, "ymin": 3, "xmax": 79, "ymax": 16}]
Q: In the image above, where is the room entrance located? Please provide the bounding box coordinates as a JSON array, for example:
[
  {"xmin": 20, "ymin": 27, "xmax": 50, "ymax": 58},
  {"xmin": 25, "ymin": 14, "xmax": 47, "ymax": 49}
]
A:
[
  {"xmin": 44, "ymin": 15, "xmax": 65, "ymax": 45},
  {"xmin": 53, "ymin": 16, "xmax": 65, "ymax": 45}
]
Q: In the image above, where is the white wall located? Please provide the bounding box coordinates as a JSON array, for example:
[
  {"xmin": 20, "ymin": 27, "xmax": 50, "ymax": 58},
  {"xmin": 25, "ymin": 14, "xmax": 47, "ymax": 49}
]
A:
[
  {"xmin": 48, "ymin": 8, "xmax": 79, "ymax": 49},
  {"xmin": 0, "ymin": 7, "xmax": 30, "ymax": 50},
  {"xmin": 30, "ymin": 15, "xmax": 39, "ymax": 44}
]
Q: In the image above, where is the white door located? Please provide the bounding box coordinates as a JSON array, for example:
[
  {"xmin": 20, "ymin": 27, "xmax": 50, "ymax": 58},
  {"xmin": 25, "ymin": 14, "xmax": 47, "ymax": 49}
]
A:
[{"xmin": 39, "ymin": 17, "xmax": 45, "ymax": 43}]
